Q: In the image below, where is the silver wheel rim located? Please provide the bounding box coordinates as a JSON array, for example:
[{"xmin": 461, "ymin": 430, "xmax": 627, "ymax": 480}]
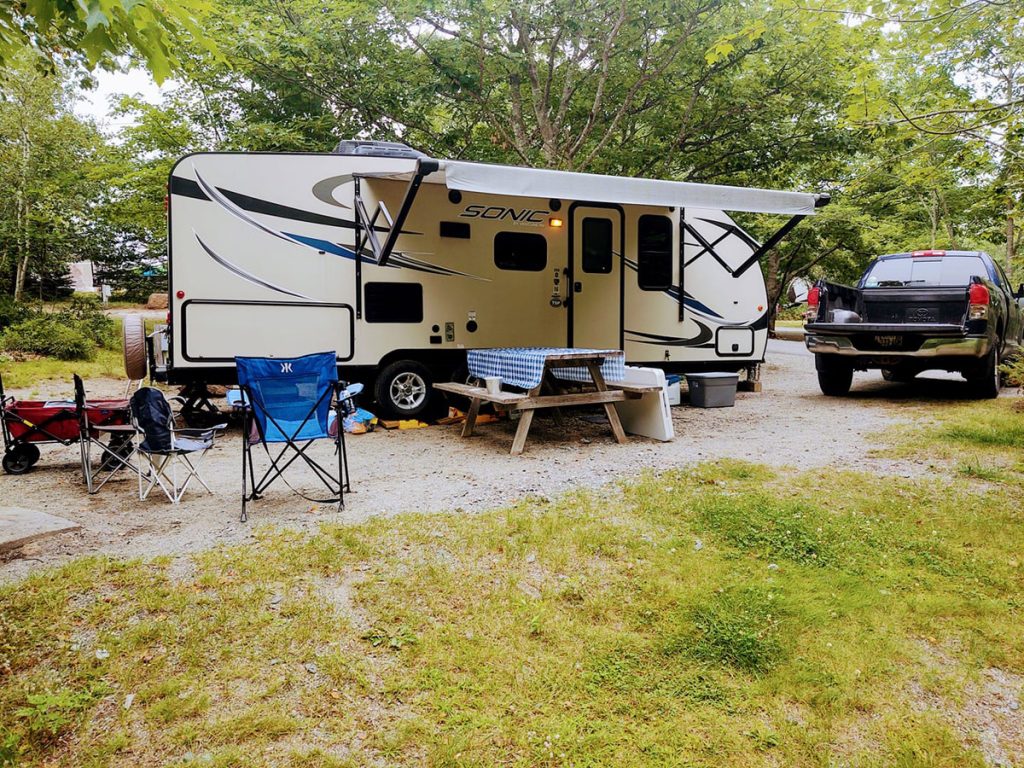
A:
[
  {"xmin": 993, "ymin": 350, "xmax": 1000, "ymax": 392},
  {"xmin": 390, "ymin": 371, "xmax": 427, "ymax": 411}
]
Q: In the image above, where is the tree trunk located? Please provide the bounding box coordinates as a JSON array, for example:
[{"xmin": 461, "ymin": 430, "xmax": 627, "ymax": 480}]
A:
[
  {"xmin": 937, "ymin": 189, "xmax": 957, "ymax": 248},
  {"xmin": 765, "ymin": 249, "xmax": 781, "ymax": 335},
  {"xmin": 13, "ymin": 116, "xmax": 31, "ymax": 302},
  {"xmin": 1007, "ymin": 210, "xmax": 1015, "ymax": 274}
]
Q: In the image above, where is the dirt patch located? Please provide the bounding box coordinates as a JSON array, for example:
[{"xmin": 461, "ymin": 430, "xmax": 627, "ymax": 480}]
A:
[
  {"xmin": 907, "ymin": 640, "xmax": 1024, "ymax": 766},
  {"xmin": 0, "ymin": 341, "xmax": 1011, "ymax": 583}
]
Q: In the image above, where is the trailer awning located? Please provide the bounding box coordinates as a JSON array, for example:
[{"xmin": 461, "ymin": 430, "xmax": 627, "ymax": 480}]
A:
[{"xmin": 362, "ymin": 159, "xmax": 824, "ymax": 216}]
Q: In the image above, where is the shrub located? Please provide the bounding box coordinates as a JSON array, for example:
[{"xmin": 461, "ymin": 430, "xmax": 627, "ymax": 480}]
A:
[
  {"xmin": 0, "ymin": 296, "xmax": 118, "ymax": 360},
  {"xmin": 0, "ymin": 296, "xmax": 29, "ymax": 332},
  {"xmin": 1001, "ymin": 357, "xmax": 1024, "ymax": 391},
  {"xmin": 0, "ymin": 316, "xmax": 96, "ymax": 360},
  {"xmin": 56, "ymin": 296, "xmax": 118, "ymax": 350}
]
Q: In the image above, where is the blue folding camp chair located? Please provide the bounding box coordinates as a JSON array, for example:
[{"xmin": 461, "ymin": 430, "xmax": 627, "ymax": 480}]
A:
[{"xmin": 235, "ymin": 352, "xmax": 350, "ymax": 522}]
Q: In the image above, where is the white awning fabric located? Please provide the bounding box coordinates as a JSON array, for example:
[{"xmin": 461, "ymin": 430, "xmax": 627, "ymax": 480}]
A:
[{"xmin": 362, "ymin": 159, "xmax": 820, "ymax": 216}]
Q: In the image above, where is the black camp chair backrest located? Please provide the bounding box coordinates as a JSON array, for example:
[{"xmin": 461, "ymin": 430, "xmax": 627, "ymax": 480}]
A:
[
  {"xmin": 130, "ymin": 387, "xmax": 174, "ymax": 453},
  {"xmin": 73, "ymin": 374, "xmax": 88, "ymax": 435}
]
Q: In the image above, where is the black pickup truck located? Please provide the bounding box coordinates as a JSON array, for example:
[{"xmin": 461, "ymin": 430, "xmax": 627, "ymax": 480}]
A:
[{"xmin": 804, "ymin": 250, "xmax": 1024, "ymax": 398}]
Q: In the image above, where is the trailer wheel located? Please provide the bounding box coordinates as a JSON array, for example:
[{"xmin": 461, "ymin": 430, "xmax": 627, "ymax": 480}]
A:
[
  {"xmin": 375, "ymin": 360, "xmax": 433, "ymax": 419},
  {"xmin": 2, "ymin": 444, "xmax": 39, "ymax": 474},
  {"xmin": 816, "ymin": 357, "xmax": 853, "ymax": 396},
  {"xmin": 123, "ymin": 315, "xmax": 148, "ymax": 381}
]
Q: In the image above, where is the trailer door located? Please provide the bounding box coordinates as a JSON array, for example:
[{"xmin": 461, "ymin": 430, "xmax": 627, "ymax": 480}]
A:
[{"xmin": 569, "ymin": 206, "xmax": 624, "ymax": 349}]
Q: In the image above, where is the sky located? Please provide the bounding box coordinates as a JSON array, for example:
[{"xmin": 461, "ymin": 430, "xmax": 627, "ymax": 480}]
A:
[{"xmin": 73, "ymin": 67, "xmax": 174, "ymax": 132}]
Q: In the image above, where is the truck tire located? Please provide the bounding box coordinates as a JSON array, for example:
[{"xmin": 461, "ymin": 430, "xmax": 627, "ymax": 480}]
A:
[
  {"xmin": 123, "ymin": 315, "xmax": 148, "ymax": 381},
  {"xmin": 374, "ymin": 360, "xmax": 434, "ymax": 420},
  {"xmin": 816, "ymin": 357, "xmax": 853, "ymax": 396},
  {"xmin": 967, "ymin": 346, "xmax": 1000, "ymax": 399}
]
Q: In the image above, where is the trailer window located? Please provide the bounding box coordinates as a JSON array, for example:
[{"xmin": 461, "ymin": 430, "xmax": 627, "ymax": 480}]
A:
[
  {"xmin": 637, "ymin": 215, "xmax": 673, "ymax": 290},
  {"xmin": 365, "ymin": 282, "xmax": 423, "ymax": 323},
  {"xmin": 582, "ymin": 217, "xmax": 613, "ymax": 274},
  {"xmin": 494, "ymin": 232, "xmax": 547, "ymax": 271}
]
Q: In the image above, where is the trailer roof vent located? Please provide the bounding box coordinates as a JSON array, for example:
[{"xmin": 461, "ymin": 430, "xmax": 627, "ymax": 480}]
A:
[{"xmin": 332, "ymin": 140, "xmax": 428, "ymax": 159}]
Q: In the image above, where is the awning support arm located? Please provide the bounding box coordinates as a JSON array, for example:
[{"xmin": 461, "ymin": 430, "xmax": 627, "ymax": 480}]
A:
[
  {"xmin": 732, "ymin": 215, "xmax": 806, "ymax": 278},
  {"xmin": 354, "ymin": 158, "xmax": 439, "ymax": 270},
  {"xmin": 732, "ymin": 193, "xmax": 830, "ymax": 278}
]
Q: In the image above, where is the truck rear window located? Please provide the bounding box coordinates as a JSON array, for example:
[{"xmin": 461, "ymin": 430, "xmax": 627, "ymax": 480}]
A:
[{"xmin": 862, "ymin": 256, "xmax": 989, "ymax": 288}]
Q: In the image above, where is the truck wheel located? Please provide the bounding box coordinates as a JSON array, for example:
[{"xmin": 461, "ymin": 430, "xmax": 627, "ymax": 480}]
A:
[
  {"xmin": 123, "ymin": 315, "xmax": 148, "ymax": 381},
  {"xmin": 816, "ymin": 358, "xmax": 853, "ymax": 396},
  {"xmin": 375, "ymin": 360, "xmax": 433, "ymax": 420},
  {"xmin": 967, "ymin": 347, "xmax": 1000, "ymax": 399}
]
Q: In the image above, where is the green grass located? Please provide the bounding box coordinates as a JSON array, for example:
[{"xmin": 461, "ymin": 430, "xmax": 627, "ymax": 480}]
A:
[
  {"xmin": 2, "ymin": 453, "xmax": 1022, "ymax": 767},
  {"xmin": 0, "ymin": 315, "xmax": 160, "ymax": 390},
  {"xmin": 876, "ymin": 399, "xmax": 1024, "ymax": 486},
  {"xmin": 0, "ymin": 346, "xmax": 124, "ymax": 390}
]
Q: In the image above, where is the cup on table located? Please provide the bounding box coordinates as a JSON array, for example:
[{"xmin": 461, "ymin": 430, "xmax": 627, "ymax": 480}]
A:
[{"xmin": 484, "ymin": 376, "xmax": 502, "ymax": 395}]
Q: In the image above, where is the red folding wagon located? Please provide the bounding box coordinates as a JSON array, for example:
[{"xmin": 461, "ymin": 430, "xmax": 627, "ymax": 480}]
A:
[{"xmin": 0, "ymin": 373, "xmax": 130, "ymax": 474}]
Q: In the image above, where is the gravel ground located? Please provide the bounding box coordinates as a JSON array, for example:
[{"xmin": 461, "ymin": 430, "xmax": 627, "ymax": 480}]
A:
[{"xmin": 0, "ymin": 340, "xmax": 1005, "ymax": 582}]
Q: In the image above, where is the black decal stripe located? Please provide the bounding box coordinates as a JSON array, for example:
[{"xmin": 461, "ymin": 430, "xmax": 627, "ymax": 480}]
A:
[
  {"xmin": 169, "ymin": 176, "xmax": 418, "ymax": 234},
  {"xmin": 626, "ymin": 320, "xmax": 713, "ymax": 347}
]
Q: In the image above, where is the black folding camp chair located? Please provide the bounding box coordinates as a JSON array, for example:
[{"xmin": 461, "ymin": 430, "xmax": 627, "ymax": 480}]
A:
[
  {"xmin": 236, "ymin": 351, "xmax": 349, "ymax": 522},
  {"xmin": 74, "ymin": 374, "xmax": 139, "ymax": 493},
  {"xmin": 129, "ymin": 387, "xmax": 226, "ymax": 503}
]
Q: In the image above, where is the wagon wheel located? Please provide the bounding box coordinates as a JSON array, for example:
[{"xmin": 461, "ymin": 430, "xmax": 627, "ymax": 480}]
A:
[{"xmin": 2, "ymin": 444, "xmax": 39, "ymax": 474}]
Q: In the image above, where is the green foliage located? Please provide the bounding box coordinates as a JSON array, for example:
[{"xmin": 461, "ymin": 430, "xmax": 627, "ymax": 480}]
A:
[
  {"xmin": 0, "ymin": 0, "xmax": 218, "ymax": 83},
  {"xmin": 1000, "ymin": 357, "xmax": 1024, "ymax": 390},
  {"xmin": 15, "ymin": 686, "xmax": 106, "ymax": 744},
  {"xmin": 0, "ymin": 297, "xmax": 29, "ymax": 332},
  {"xmin": 0, "ymin": 300, "xmax": 117, "ymax": 360},
  {"xmin": 0, "ymin": 316, "xmax": 96, "ymax": 360},
  {"xmin": 0, "ymin": 728, "xmax": 19, "ymax": 768}
]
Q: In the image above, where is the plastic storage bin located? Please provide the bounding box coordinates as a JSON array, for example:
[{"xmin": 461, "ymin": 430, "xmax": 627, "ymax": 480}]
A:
[
  {"xmin": 665, "ymin": 374, "xmax": 682, "ymax": 406},
  {"xmin": 685, "ymin": 372, "xmax": 739, "ymax": 408}
]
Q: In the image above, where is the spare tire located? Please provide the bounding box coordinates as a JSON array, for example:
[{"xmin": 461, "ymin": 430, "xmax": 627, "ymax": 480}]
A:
[{"xmin": 123, "ymin": 315, "xmax": 148, "ymax": 381}]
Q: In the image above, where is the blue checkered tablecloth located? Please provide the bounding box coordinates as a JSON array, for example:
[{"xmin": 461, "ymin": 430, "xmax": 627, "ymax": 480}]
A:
[{"xmin": 466, "ymin": 347, "xmax": 625, "ymax": 390}]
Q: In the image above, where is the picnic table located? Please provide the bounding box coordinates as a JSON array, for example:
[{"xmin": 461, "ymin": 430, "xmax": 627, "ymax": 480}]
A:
[{"xmin": 434, "ymin": 348, "xmax": 659, "ymax": 455}]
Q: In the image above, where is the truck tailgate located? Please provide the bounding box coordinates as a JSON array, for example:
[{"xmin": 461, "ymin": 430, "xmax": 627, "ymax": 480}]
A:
[{"xmin": 859, "ymin": 287, "xmax": 968, "ymax": 324}]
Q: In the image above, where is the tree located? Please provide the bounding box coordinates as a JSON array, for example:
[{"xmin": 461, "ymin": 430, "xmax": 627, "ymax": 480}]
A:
[
  {"xmin": 0, "ymin": 57, "xmax": 106, "ymax": 300},
  {"xmin": 0, "ymin": 0, "xmax": 218, "ymax": 83},
  {"xmin": 854, "ymin": 0, "xmax": 1023, "ymax": 272}
]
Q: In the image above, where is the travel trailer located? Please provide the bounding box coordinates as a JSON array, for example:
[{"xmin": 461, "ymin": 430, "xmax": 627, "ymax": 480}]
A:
[{"xmin": 144, "ymin": 141, "xmax": 828, "ymax": 417}]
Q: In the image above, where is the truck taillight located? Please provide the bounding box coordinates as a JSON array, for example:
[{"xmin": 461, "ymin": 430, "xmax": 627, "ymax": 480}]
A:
[
  {"xmin": 968, "ymin": 282, "xmax": 990, "ymax": 320},
  {"xmin": 912, "ymin": 250, "xmax": 946, "ymax": 257},
  {"xmin": 804, "ymin": 286, "xmax": 820, "ymax": 323}
]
